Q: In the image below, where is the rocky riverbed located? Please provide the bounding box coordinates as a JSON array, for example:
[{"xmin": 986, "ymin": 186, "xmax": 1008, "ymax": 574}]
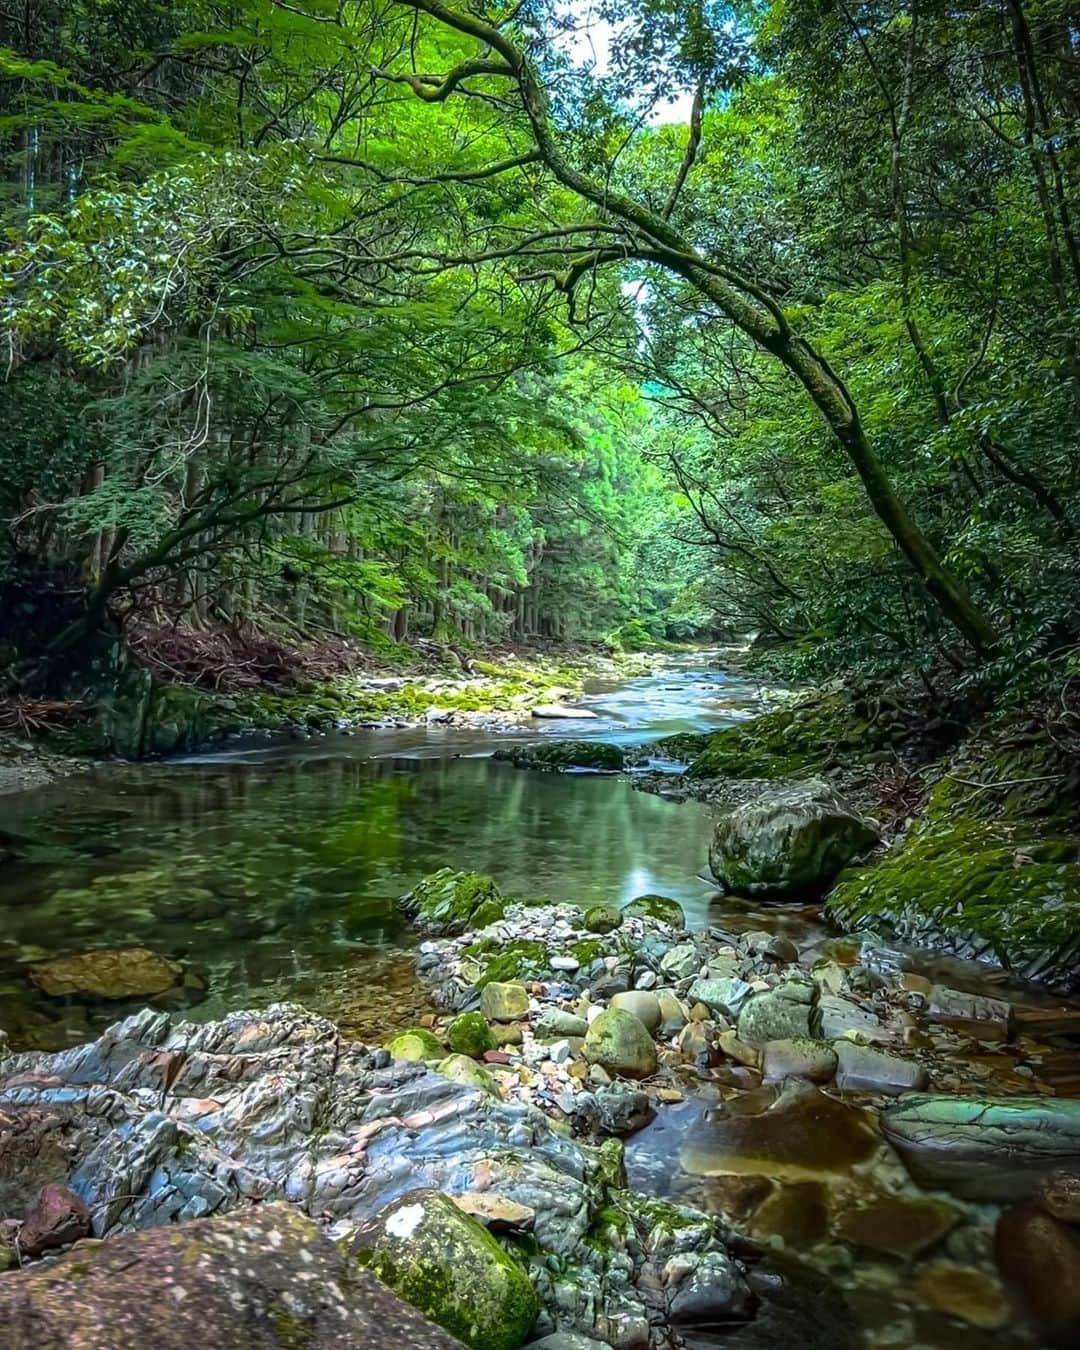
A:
[{"xmin": 4, "ymin": 864, "xmax": 1080, "ymax": 1348}]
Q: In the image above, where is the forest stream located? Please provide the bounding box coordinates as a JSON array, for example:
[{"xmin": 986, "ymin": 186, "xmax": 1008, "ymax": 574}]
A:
[{"xmin": 4, "ymin": 650, "xmax": 1080, "ymax": 1348}]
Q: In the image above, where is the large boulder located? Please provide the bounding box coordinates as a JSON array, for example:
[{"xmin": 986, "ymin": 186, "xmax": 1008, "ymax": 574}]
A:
[
  {"xmin": 347, "ymin": 1189, "xmax": 539, "ymax": 1349},
  {"xmin": 0, "ymin": 1203, "xmax": 463, "ymax": 1348},
  {"xmin": 27, "ymin": 947, "xmax": 183, "ymax": 1000},
  {"xmin": 583, "ymin": 1007, "xmax": 658, "ymax": 1079},
  {"xmin": 882, "ymin": 1095, "xmax": 1080, "ymax": 1200},
  {"xmin": 709, "ymin": 780, "xmax": 878, "ymax": 895}
]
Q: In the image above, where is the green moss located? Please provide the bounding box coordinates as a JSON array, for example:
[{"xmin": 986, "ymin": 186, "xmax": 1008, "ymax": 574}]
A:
[
  {"xmin": 446, "ymin": 1012, "xmax": 496, "ymax": 1058},
  {"xmin": 470, "ymin": 940, "xmax": 547, "ymax": 988},
  {"xmin": 623, "ymin": 894, "xmax": 686, "ymax": 928},
  {"xmin": 401, "ymin": 869, "xmax": 504, "ymax": 934},
  {"xmin": 386, "ymin": 1027, "xmax": 444, "ymax": 1061},
  {"xmin": 828, "ymin": 740, "xmax": 1080, "ymax": 982},
  {"xmin": 493, "ymin": 740, "xmax": 626, "ymax": 773},
  {"xmin": 569, "ymin": 938, "xmax": 603, "ymax": 967},
  {"xmin": 583, "ymin": 905, "xmax": 623, "ymax": 934}
]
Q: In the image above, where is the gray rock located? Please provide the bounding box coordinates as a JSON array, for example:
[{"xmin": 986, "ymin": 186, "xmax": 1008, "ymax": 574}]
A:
[
  {"xmin": 0, "ymin": 1203, "xmax": 464, "ymax": 1348},
  {"xmin": 573, "ymin": 1086, "xmax": 653, "ymax": 1138},
  {"xmin": 659, "ymin": 944, "xmax": 698, "ymax": 981},
  {"xmin": 762, "ymin": 1038, "xmax": 837, "ymax": 1084},
  {"xmin": 883, "ymin": 1095, "xmax": 1080, "ymax": 1200},
  {"xmin": 833, "ymin": 1041, "xmax": 928, "ymax": 1095},
  {"xmin": 610, "ymin": 990, "xmax": 662, "ymax": 1033},
  {"xmin": 535, "ymin": 1010, "xmax": 589, "ymax": 1040},
  {"xmin": 667, "ymin": 1249, "xmax": 753, "ymax": 1323},
  {"xmin": 928, "ymin": 986, "xmax": 1012, "ymax": 1041},
  {"xmin": 709, "ymin": 779, "xmax": 878, "ymax": 895},
  {"xmin": 816, "ymin": 994, "xmax": 893, "ymax": 1044},
  {"xmin": 688, "ymin": 977, "xmax": 752, "ymax": 1017},
  {"xmin": 737, "ymin": 991, "xmax": 813, "ymax": 1046}
]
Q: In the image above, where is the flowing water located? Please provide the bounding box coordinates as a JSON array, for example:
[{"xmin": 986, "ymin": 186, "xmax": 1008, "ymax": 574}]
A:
[{"xmin": 0, "ymin": 649, "xmax": 773, "ymax": 1051}]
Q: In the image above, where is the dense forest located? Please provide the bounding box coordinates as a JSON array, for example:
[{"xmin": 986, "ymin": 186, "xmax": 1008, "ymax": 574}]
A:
[{"xmin": 1, "ymin": 0, "xmax": 1076, "ymax": 696}]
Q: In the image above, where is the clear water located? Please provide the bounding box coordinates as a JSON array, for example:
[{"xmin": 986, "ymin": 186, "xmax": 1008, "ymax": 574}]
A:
[{"xmin": 0, "ymin": 649, "xmax": 769, "ymax": 1050}]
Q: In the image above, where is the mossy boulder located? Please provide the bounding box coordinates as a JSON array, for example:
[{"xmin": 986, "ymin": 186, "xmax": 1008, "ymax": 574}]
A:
[
  {"xmin": 401, "ymin": 869, "xmax": 504, "ymax": 934},
  {"xmin": 386, "ymin": 1028, "xmax": 444, "ymax": 1062},
  {"xmin": 583, "ymin": 1007, "xmax": 658, "ymax": 1079},
  {"xmin": 446, "ymin": 1012, "xmax": 496, "ymax": 1058},
  {"xmin": 710, "ymin": 780, "xmax": 879, "ymax": 895},
  {"xmin": 436, "ymin": 1054, "xmax": 499, "ymax": 1096},
  {"xmin": 480, "ymin": 982, "xmax": 530, "ymax": 1022},
  {"xmin": 583, "ymin": 906, "xmax": 623, "ymax": 934},
  {"xmin": 623, "ymin": 894, "xmax": 686, "ymax": 928},
  {"xmin": 493, "ymin": 740, "xmax": 626, "ymax": 773},
  {"xmin": 349, "ymin": 1189, "xmax": 539, "ymax": 1349},
  {"xmin": 828, "ymin": 741, "xmax": 1080, "ymax": 988},
  {"xmin": 462, "ymin": 939, "xmax": 547, "ymax": 989}
]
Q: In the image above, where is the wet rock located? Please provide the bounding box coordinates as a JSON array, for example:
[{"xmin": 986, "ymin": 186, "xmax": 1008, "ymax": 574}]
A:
[
  {"xmin": 700, "ymin": 1174, "xmax": 774, "ymax": 1221},
  {"xmin": 387, "ymin": 1027, "xmax": 444, "ymax": 1061},
  {"xmin": 667, "ymin": 1248, "xmax": 753, "ymax": 1323},
  {"xmin": 749, "ymin": 1180, "xmax": 829, "ymax": 1247},
  {"xmin": 582, "ymin": 1007, "xmax": 657, "ymax": 1079},
  {"xmin": 688, "ymin": 976, "xmax": 752, "ymax": 1017},
  {"xmin": 681, "ymin": 1082, "xmax": 878, "ymax": 1181},
  {"xmin": 709, "ymin": 780, "xmax": 878, "ymax": 895},
  {"xmin": 348, "ymin": 1189, "xmax": 539, "ymax": 1349},
  {"xmin": 535, "ymin": 1009, "xmax": 589, "ymax": 1040},
  {"xmin": 1039, "ymin": 1171, "xmax": 1080, "ymax": 1224},
  {"xmin": 882, "ymin": 1095, "xmax": 1080, "ymax": 1200},
  {"xmin": 610, "ymin": 990, "xmax": 662, "ymax": 1033},
  {"xmin": 815, "ymin": 994, "xmax": 892, "ymax": 1044},
  {"xmin": 761, "ymin": 1038, "xmax": 837, "ymax": 1085},
  {"xmin": 623, "ymin": 894, "xmax": 686, "ymax": 928},
  {"xmin": 834, "ymin": 1194, "xmax": 959, "ymax": 1259},
  {"xmin": 573, "ymin": 1085, "xmax": 653, "ymax": 1138},
  {"xmin": 0, "ymin": 1203, "xmax": 463, "ymax": 1348},
  {"xmin": 914, "ymin": 1261, "xmax": 1009, "ymax": 1330},
  {"xmin": 737, "ymin": 990, "xmax": 813, "ymax": 1046},
  {"xmin": 717, "ymin": 1030, "xmax": 761, "ymax": 1068},
  {"xmin": 583, "ymin": 906, "xmax": 623, "ymax": 934},
  {"xmin": 401, "ymin": 869, "xmax": 504, "ymax": 934},
  {"xmin": 436, "ymin": 1054, "xmax": 499, "ymax": 1096},
  {"xmin": 17, "ymin": 1182, "xmax": 91, "ymax": 1259},
  {"xmin": 482, "ymin": 982, "xmax": 530, "ymax": 1022},
  {"xmin": 28, "ymin": 947, "xmax": 183, "ymax": 1000},
  {"xmin": 833, "ymin": 1042, "xmax": 928, "ymax": 1096},
  {"xmin": 659, "ymin": 943, "xmax": 698, "ymax": 981},
  {"xmin": 927, "ymin": 986, "xmax": 1012, "ymax": 1043},
  {"xmin": 589, "ymin": 971, "xmax": 631, "ymax": 1000},
  {"xmin": 494, "ymin": 740, "xmax": 623, "ymax": 772},
  {"xmin": 446, "ymin": 1013, "xmax": 496, "ymax": 1058},
  {"xmin": 996, "ymin": 1202, "xmax": 1080, "ymax": 1343}
]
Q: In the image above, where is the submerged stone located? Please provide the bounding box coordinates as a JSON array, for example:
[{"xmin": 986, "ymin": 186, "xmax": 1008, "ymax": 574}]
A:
[
  {"xmin": 28, "ymin": 947, "xmax": 183, "ymax": 1000},
  {"xmin": 680, "ymin": 1082, "xmax": 878, "ymax": 1181},
  {"xmin": 347, "ymin": 1188, "xmax": 539, "ymax": 1350},
  {"xmin": 709, "ymin": 780, "xmax": 878, "ymax": 896},
  {"xmin": 834, "ymin": 1193, "xmax": 959, "ymax": 1260},
  {"xmin": 914, "ymin": 1261, "xmax": 1009, "ymax": 1330},
  {"xmin": 0, "ymin": 1203, "xmax": 463, "ymax": 1348},
  {"xmin": 881, "ymin": 1095, "xmax": 1080, "ymax": 1200},
  {"xmin": 996, "ymin": 1201, "xmax": 1080, "ymax": 1343}
]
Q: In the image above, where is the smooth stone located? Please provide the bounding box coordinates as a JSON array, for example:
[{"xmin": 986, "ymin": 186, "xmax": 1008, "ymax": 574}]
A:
[
  {"xmin": 700, "ymin": 1174, "xmax": 774, "ymax": 1220},
  {"xmin": 717, "ymin": 1030, "xmax": 761, "ymax": 1068},
  {"xmin": 549, "ymin": 956, "xmax": 580, "ymax": 973},
  {"xmin": 17, "ymin": 1183, "xmax": 91, "ymax": 1259},
  {"xmin": 481, "ymin": 982, "xmax": 530, "ymax": 1022},
  {"xmin": 623, "ymin": 894, "xmax": 686, "ymax": 928},
  {"xmin": 347, "ymin": 1189, "xmax": 539, "ymax": 1349},
  {"xmin": 28, "ymin": 947, "xmax": 183, "ymax": 1000},
  {"xmin": 996, "ymin": 1202, "xmax": 1080, "ymax": 1342},
  {"xmin": 681, "ymin": 1082, "xmax": 878, "ymax": 1181},
  {"xmin": 834, "ymin": 1194, "xmax": 959, "ymax": 1260},
  {"xmin": 386, "ymin": 1028, "xmax": 444, "ymax": 1062},
  {"xmin": 741, "ymin": 931, "xmax": 800, "ymax": 964},
  {"xmin": 1039, "ymin": 1171, "xmax": 1080, "ymax": 1224},
  {"xmin": 452, "ymin": 1192, "xmax": 535, "ymax": 1232},
  {"xmin": 737, "ymin": 991, "xmax": 813, "ymax": 1046},
  {"xmin": 657, "ymin": 992, "xmax": 688, "ymax": 1035},
  {"xmin": 582, "ymin": 1007, "xmax": 657, "ymax": 1079},
  {"xmin": 816, "ymin": 994, "xmax": 892, "ymax": 1044},
  {"xmin": 749, "ymin": 1180, "xmax": 829, "ymax": 1247},
  {"xmin": 689, "ymin": 976, "xmax": 752, "ymax": 1017},
  {"xmin": 677, "ymin": 1022, "xmax": 714, "ymax": 1066},
  {"xmin": 633, "ymin": 969, "xmax": 658, "ymax": 990},
  {"xmin": 928, "ymin": 986, "xmax": 1012, "ymax": 1042},
  {"xmin": 709, "ymin": 779, "xmax": 878, "ymax": 895},
  {"xmin": 762, "ymin": 1038, "xmax": 837, "ymax": 1085},
  {"xmin": 833, "ymin": 1042, "xmax": 928, "ymax": 1096},
  {"xmin": 436, "ymin": 1054, "xmax": 499, "ymax": 1096},
  {"xmin": 582, "ymin": 907, "xmax": 622, "ymax": 935},
  {"xmin": 882, "ymin": 1095, "xmax": 1080, "ymax": 1201},
  {"xmin": 610, "ymin": 990, "xmax": 662, "ymax": 1033},
  {"xmin": 534, "ymin": 1009, "xmax": 589, "ymax": 1040},
  {"xmin": 0, "ymin": 1204, "xmax": 462, "ymax": 1348},
  {"xmin": 531, "ymin": 703, "xmax": 599, "ymax": 719},
  {"xmin": 914, "ymin": 1261, "xmax": 1009, "ymax": 1330}
]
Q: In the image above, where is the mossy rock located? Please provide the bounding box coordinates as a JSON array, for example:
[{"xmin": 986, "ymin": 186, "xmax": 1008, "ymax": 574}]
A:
[
  {"xmin": 623, "ymin": 894, "xmax": 686, "ymax": 929},
  {"xmin": 828, "ymin": 741, "xmax": 1080, "ymax": 988},
  {"xmin": 436, "ymin": 1054, "xmax": 499, "ymax": 1096},
  {"xmin": 386, "ymin": 1027, "xmax": 444, "ymax": 1062},
  {"xmin": 493, "ymin": 740, "xmax": 626, "ymax": 773},
  {"xmin": 349, "ymin": 1189, "xmax": 539, "ymax": 1349},
  {"xmin": 401, "ymin": 869, "xmax": 504, "ymax": 935},
  {"xmin": 583, "ymin": 906, "xmax": 623, "ymax": 935},
  {"xmin": 462, "ymin": 940, "xmax": 547, "ymax": 989},
  {"xmin": 446, "ymin": 1012, "xmax": 496, "ymax": 1058}
]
